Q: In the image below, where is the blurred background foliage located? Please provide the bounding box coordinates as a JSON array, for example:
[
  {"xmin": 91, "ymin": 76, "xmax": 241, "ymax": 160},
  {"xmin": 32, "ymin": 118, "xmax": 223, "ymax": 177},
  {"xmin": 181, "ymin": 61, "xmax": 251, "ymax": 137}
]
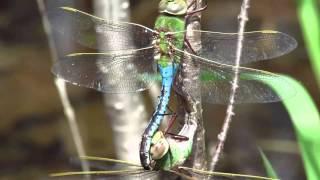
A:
[{"xmin": 0, "ymin": 0, "xmax": 319, "ymax": 179}]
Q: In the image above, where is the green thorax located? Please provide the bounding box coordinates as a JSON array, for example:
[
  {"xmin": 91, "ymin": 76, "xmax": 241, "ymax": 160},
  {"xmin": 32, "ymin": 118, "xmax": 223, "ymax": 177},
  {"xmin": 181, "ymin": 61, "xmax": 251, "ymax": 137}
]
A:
[{"xmin": 154, "ymin": 15, "xmax": 185, "ymax": 67}]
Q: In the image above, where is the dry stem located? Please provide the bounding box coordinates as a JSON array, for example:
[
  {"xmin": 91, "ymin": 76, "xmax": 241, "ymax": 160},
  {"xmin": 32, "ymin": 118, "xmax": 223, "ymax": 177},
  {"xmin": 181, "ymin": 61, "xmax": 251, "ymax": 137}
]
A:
[
  {"xmin": 209, "ymin": 0, "xmax": 251, "ymax": 171},
  {"xmin": 36, "ymin": 0, "xmax": 90, "ymax": 175}
]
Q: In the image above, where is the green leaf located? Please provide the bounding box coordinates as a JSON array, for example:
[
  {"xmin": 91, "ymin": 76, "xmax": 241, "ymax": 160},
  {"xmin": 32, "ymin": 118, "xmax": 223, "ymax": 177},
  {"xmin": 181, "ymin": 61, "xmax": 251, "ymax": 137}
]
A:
[
  {"xmin": 259, "ymin": 148, "xmax": 279, "ymax": 179},
  {"xmin": 296, "ymin": 0, "xmax": 320, "ymax": 88},
  {"xmin": 262, "ymin": 75, "xmax": 320, "ymax": 180}
]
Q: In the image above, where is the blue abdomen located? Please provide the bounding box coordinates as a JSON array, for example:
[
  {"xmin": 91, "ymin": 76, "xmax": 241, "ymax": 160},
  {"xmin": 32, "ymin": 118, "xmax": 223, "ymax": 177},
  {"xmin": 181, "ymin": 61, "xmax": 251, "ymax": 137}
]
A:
[{"xmin": 140, "ymin": 63, "xmax": 179, "ymax": 169}]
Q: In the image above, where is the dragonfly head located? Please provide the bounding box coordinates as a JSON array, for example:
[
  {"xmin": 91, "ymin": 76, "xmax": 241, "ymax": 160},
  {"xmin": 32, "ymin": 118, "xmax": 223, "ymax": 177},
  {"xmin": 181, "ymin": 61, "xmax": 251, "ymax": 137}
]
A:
[
  {"xmin": 150, "ymin": 131, "xmax": 169, "ymax": 160},
  {"xmin": 159, "ymin": 0, "xmax": 188, "ymax": 16}
]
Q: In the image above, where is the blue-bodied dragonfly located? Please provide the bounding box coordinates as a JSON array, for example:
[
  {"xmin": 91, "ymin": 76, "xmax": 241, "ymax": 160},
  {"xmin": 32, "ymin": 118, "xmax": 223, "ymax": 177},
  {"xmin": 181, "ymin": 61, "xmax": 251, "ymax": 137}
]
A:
[{"xmin": 49, "ymin": 0, "xmax": 297, "ymax": 170}]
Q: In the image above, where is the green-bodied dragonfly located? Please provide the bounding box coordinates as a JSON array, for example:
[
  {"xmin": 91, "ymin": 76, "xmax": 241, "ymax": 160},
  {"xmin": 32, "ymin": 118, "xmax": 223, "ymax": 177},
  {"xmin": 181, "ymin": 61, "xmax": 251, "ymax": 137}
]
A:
[{"xmin": 50, "ymin": 0, "xmax": 297, "ymax": 170}]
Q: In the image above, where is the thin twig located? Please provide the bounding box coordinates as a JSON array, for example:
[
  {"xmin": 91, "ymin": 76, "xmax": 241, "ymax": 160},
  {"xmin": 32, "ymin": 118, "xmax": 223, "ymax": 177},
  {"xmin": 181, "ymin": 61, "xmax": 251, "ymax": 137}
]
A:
[
  {"xmin": 210, "ymin": 0, "xmax": 251, "ymax": 171},
  {"xmin": 36, "ymin": 0, "xmax": 90, "ymax": 176}
]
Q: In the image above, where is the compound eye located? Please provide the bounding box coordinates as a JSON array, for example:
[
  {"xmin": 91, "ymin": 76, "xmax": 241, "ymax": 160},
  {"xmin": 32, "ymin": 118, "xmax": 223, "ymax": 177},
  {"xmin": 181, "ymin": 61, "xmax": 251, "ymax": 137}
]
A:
[
  {"xmin": 159, "ymin": 0, "xmax": 187, "ymax": 15},
  {"xmin": 169, "ymin": 4, "xmax": 180, "ymax": 13}
]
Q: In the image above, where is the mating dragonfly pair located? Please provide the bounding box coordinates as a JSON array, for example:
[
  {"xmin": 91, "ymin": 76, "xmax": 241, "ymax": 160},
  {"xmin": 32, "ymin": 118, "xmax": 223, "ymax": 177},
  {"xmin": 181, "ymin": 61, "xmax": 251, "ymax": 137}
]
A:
[{"xmin": 49, "ymin": 0, "xmax": 296, "ymax": 179}]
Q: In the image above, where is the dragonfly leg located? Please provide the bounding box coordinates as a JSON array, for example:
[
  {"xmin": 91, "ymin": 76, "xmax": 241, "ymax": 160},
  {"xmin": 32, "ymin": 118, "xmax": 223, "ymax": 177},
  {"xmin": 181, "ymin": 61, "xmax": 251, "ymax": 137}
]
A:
[
  {"xmin": 184, "ymin": 38, "xmax": 197, "ymax": 55},
  {"xmin": 166, "ymin": 105, "xmax": 175, "ymax": 114},
  {"xmin": 164, "ymin": 111, "xmax": 177, "ymax": 133},
  {"xmin": 153, "ymin": 103, "xmax": 189, "ymax": 142},
  {"xmin": 164, "ymin": 111, "xmax": 189, "ymax": 141},
  {"xmin": 166, "ymin": 132, "xmax": 189, "ymax": 141},
  {"xmin": 154, "ymin": 108, "xmax": 174, "ymax": 117}
]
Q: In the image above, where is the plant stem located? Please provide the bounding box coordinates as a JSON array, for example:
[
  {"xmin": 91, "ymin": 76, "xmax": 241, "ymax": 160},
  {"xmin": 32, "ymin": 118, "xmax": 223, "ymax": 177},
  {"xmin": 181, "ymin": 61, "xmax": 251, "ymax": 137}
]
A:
[
  {"xmin": 176, "ymin": 0, "xmax": 206, "ymax": 170},
  {"xmin": 36, "ymin": 0, "xmax": 90, "ymax": 176},
  {"xmin": 209, "ymin": 0, "xmax": 251, "ymax": 171}
]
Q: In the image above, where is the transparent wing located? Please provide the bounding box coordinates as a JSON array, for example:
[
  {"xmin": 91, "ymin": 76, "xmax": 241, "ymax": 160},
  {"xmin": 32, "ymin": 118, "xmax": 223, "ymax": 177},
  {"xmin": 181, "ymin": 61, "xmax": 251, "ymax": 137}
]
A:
[
  {"xmin": 51, "ymin": 156, "xmax": 185, "ymax": 179},
  {"xmin": 174, "ymin": 50, "xmax": 296, "ymax": 104},
  {"xmin": 173, "ymin": 30, "xmax": 297, "ymax": 65},
  {"xmin": 51, "ymin": 167, "xmax": 157, "ymax": 179},
  {"xmin": 52, "ymin": 47, "xmax": 159, "ymax": 93},
  {"xmin": 179, "ymin": 166, "xmax": 277, "ymax": 180},
  {"xmin": 48, "ymin": 7, "xmax": 154, "ymax": 51},
  {"xmin": 51, "ymin": 169, "xmax": 157, "ymax": 180}
]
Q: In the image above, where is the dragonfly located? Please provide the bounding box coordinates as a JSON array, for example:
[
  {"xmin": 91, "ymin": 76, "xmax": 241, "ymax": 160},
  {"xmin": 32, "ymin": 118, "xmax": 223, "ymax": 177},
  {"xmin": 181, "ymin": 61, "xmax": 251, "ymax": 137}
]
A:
[{"xmin": 49, "ymin": 0, "xmax": 297, "ymax": 170}]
